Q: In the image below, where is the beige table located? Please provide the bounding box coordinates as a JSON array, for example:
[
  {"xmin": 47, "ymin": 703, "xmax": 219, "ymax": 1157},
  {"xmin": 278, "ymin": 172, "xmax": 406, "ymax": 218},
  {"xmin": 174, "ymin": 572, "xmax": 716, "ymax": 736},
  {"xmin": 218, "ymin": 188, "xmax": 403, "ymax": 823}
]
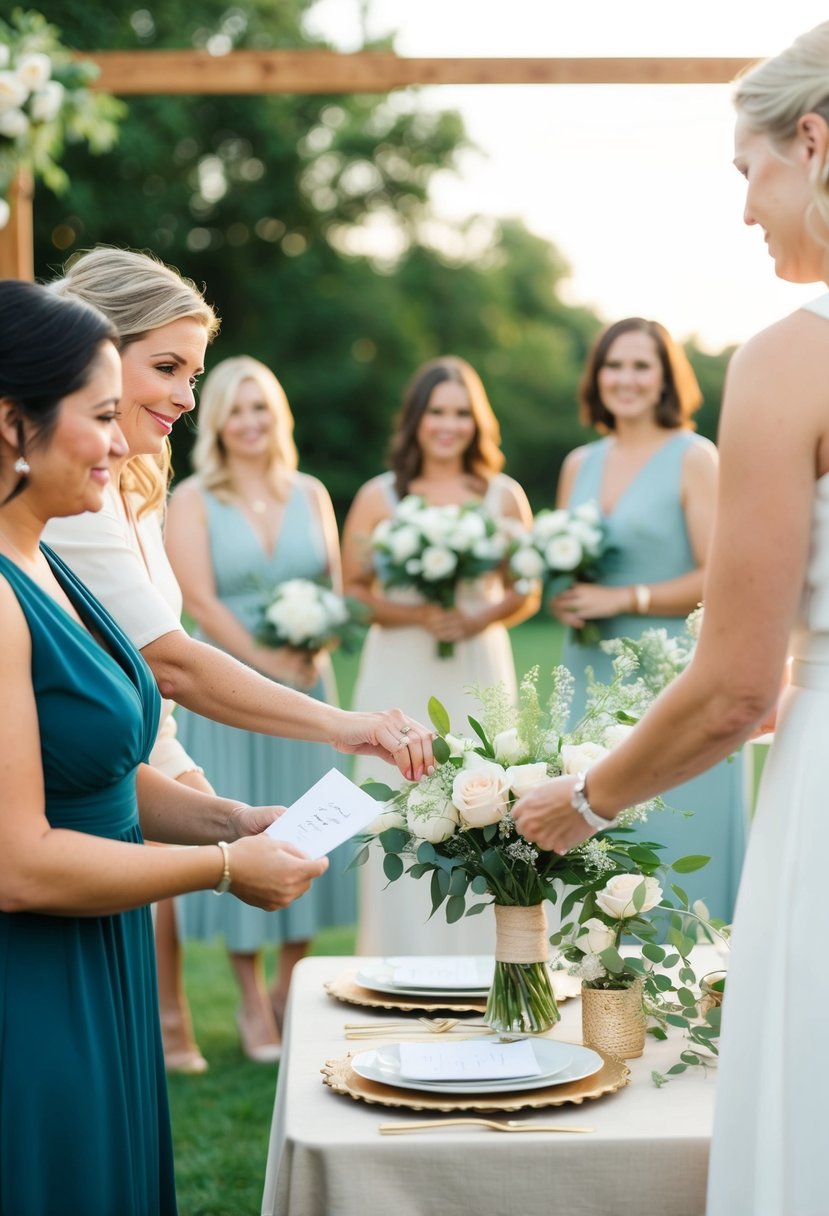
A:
[{"xmin": 261, "ymin": 956, "xmax": 718, "ymax": 1216}]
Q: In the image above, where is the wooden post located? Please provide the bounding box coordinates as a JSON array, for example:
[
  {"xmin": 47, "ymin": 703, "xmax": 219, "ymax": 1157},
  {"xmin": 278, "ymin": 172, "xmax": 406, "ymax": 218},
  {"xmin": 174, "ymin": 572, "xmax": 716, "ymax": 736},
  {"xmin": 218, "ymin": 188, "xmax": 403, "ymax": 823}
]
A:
[{"xmin": 0, "ymin": 170, "xmax": 35, "ymax": 282}]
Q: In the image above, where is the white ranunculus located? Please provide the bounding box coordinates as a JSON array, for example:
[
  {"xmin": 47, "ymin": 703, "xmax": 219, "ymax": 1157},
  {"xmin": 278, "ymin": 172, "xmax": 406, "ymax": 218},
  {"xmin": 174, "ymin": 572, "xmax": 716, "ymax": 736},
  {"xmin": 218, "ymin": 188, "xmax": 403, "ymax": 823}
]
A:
[
  {"xmin": 532, "ymin": 509, "xmax": 570, "ymax": 542},
  {"xmin": 16, "ymin": 52, "xmax": 51, "ymax": 92},
  {"xmin": 492, "ymin": 727, "xmax": 526, "ymax": 765},
  {"xmin": 406, "ymin": 797, "xmax": 459, "ymax": 843},
  {"xmin": 510, "ymin": 545, "xmax": 545, "ymax": 580},
  {"xmin": 604, "ymin": 723, "xmax": 635, "ymax": 749},
  {"xmin": 387, "ymin": 524, "xmax": 421, "ymax": 564},
  {"xmin": 420, "ymin": 545, "xmax": 457, "ymax": 581},
  {"xmin": 0, "ymin": 107, "xmax": 29, "ymax": 137},
  {"xmin": 452, "ymin": 765, "xmax": 509, "ymax": 827},
  {"xmin": 0, "ymin": 198, "xmax": 9, "ymax": 230},
  {"xmin": 544, "ymin": 534, "xmax": 583, "ymax": 572},
  {"xmin": 367, "ymin": 805, "xmax": 407, "ymax": 835},
  {"xmin": 0, "ymin": 71, "xmax": 28, "ymax": 112},
  {"xmin": 577, "ymin": 916, "xmax": 616, "ymax": 955},
  {"xmin": 596, "ymin": 874, "xmax": 663, "ymax": 920},
  {"xmin": 29, "ymin": 80, "xmax": 64, "ymax": 123},
  {"xmin": 560, "ymin": 741, "xmax": 609, "ymax": 774},
  {"xmin": 505, "ymin": 762, "xmax": 549, "ymax": 797}
]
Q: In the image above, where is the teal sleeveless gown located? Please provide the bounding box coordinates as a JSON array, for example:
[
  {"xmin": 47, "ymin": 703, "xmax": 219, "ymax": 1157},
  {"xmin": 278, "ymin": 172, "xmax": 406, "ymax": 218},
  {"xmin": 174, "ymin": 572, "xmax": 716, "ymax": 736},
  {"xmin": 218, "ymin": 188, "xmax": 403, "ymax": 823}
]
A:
[
  {"xmin": 561, "ymin": 433, "xmax": 747, "ymax": 922},
  {"xmin": 177, "ymin": 483, "xmax": 355, "ymax": 950},
  {"xmin": 0, "ymin": 549, "xmax": 175, "ymax": 1216}
]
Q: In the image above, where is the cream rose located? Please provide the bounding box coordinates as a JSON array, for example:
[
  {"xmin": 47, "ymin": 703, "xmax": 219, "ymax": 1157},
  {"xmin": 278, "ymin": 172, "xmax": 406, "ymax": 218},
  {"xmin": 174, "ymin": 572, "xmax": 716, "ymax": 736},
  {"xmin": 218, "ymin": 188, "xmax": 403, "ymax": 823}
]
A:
[
  {"xmin": 577, "ymin": 917, "xmax": 616, "ymax": 955},
  {"xmin": 560, "ymin": 741, "xmax": 609, "ymax": 774},
  {"xmin": 596, "ymin": 874, "xmax": 663, "ymax": 920},
  {"xmin": 406, "ymin": 798, "xmax": 459, "ymax": 843},
  {"xmin": 420, "ymin": 545, "xmax": 458, "ymax": 581},
  {"xmin": 492, "ymin": 727, "xmax": 526, "ymax": 765},
  {"xmin": 604, "ymin": 723, "xmax": 635, "ymax": 749},
  {"xmin": 367, "ymin": 806, "xmax": 407, "ymax": 835},
  {"xmin": 445, "ymin": 732, "xmax": 473, "ymax": 757},
  {"xmin": 544, "ymin": 534, "xmax": 583, "ymax": 572},
  {"xmin": 504, "ymin": 762, "xmax": 549, "ymax": 797},
  {"xmin": 452, "ymin": 765, "xmax": 509, "ymax": 828},
  {"xmin": 16, "ymin": 52, "xmax": 51, "ymax": 92}
]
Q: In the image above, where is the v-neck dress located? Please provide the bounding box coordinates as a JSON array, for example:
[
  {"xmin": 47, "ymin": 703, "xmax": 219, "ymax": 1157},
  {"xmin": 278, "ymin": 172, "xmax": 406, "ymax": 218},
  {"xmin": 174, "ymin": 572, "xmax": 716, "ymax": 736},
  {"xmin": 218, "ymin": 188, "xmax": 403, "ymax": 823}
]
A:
[
  {"xmin": 176, "ymin": 479, "xmax": 356, "ymax": 950},
  {"xmin": 562, "ymin": 432, "xmax": 746, "ymax": 921},
  {"xmin": 0, "ymin": 548, "xmax": 175, "ymax": 1216}
]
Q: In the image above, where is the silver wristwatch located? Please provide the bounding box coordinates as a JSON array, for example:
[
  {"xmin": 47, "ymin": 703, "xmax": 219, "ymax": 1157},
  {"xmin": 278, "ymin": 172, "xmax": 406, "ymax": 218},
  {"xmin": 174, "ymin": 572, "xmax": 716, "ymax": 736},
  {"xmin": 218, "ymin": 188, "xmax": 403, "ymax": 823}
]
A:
[{"xmin": 570, "ymin": 771, "xmax": 620, "ymax": 831}]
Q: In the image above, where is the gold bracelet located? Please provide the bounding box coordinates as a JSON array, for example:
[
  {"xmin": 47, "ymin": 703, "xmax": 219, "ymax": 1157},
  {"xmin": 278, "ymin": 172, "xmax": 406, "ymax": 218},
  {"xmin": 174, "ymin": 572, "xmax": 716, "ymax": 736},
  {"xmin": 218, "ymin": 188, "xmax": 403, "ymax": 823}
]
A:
[
  {"xmin": 213, "ymin": 840, "xmax": 232, "ymax": 895},
  {"xmin": 632, "ymin": 584, "xmax": 651, "ymax": 615}
]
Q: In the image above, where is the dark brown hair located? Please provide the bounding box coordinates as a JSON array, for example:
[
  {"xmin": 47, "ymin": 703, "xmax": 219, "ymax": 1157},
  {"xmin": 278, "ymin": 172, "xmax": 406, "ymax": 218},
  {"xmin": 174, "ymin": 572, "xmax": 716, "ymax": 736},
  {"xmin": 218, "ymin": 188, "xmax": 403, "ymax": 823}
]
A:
[
  {"xmin": 579, "ymin": 318, "xmax": 702, "ymax": 432},
  {"xmin": 389, "ymin": 356, "xmax": 505, "ymax": 498}
]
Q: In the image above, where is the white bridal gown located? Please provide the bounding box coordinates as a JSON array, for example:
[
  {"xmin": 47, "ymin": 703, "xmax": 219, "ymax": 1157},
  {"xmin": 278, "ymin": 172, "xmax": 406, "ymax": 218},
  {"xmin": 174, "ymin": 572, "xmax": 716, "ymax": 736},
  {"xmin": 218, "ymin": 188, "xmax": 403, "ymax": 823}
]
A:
[{"xmin": 706, "ymin": 293, "xmax": 829, "ymax": 1215}]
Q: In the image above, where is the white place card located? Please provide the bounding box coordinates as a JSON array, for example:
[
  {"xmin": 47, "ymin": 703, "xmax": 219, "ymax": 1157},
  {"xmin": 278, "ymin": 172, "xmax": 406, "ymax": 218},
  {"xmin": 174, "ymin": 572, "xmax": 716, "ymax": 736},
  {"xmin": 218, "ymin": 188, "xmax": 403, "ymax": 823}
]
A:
[
  {"xmin": 264, "ymin": 768, "xmax": 382, "ymax": 859},
  {"xmin": 391, "ymin": 958, "xmax": 494, "ymax": 990},
  {"xmin": 398, "ymin": 1039, "xmax": 540, "ymax": 1082}
]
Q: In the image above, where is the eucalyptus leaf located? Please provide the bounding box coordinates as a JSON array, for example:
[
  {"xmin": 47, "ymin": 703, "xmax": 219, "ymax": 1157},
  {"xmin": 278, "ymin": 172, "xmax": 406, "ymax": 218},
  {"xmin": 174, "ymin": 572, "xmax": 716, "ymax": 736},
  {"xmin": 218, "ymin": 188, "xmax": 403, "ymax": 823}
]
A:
[
  {"xmin": 417, "ymin": 841, "xmax": 437, "ymax": 864},
  {"xmin": 464, "ymin": 901, "xmax": 490, "ymax": 916},
  {"xmin": 598, "ymin": 946, "xmax": 626, "ymax": 975},
  {"xmin": 446, "ymin": 895, "xmax": 467, "ymax": 924},
  {"xmin": 470, "ymin": 875, "xmax": 489, "ymax": 894},
  {"xmin": 362, "ymin": 780, "xmax": 396, "ymax": 802},
  {"xmin": 379, "ymin": 827, "xmax": 409, "ymax": 853},
  {"xmin": 449, "ymin": 868, "xmax": 469, "ymax": 896},
  {"xmin": 671, "ymin": 855, "xmax": 711, "ymax": 874},
  {"xmin": 382, "ymin": 853, "xmax": 404, "ymax": 882},
  {"xmin": 348, "ymin": 844, "xmax": 370, "ymax": 869},
  {"xmin": 432, "ymin": 736, "xmax": 451, "ymax": 765},
  {"xmin": 427, "ymin": 697, "xmax": 451, "ymax": 735},
  {"xmin": 641, "ymin": 943, "xmax": 665, "ymax": 963}
]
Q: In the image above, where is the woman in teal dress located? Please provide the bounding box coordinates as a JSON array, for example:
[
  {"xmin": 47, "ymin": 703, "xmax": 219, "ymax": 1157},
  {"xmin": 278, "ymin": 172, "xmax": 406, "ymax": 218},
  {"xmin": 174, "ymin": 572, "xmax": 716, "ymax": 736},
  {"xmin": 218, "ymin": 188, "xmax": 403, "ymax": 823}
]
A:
[
  {"xmin": 551, "ymin": 318, "xmax": 746, "ymax": 921},
  {"xmin": 0, "ymin": 283, "xmax": 327, "ymax": 1215},
  {"xmin": 168, "ymin": 356, "xmax": 355, "ymax": 1053}
]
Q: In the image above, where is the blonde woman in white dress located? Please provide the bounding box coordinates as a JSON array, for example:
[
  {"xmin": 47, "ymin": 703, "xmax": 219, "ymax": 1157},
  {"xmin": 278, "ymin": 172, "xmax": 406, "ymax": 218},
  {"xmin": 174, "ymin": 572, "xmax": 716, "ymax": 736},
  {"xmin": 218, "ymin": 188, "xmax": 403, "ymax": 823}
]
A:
[
  {"xmin": 513, "ymin": 23, "xmax": 829, "ymax": 1214},
  {"xmin": 343, "ymin": 356, "xmax": 539, "ymax": 956}
]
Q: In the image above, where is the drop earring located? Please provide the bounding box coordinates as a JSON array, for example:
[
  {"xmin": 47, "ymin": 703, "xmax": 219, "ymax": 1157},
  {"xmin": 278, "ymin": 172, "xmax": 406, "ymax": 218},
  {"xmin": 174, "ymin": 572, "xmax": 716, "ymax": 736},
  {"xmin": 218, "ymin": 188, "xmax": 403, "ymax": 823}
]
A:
[{"xmin": 13, "ymin": 456, "xmax": 30, "ymax": 475}]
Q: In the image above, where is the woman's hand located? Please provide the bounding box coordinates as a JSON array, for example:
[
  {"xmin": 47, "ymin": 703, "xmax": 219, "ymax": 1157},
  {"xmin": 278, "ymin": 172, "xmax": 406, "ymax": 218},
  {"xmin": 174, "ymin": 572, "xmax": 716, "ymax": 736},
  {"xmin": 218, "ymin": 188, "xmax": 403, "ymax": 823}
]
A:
[
  {"xmin": 334, "ymin": 709, "xmax": 435, "ymax": 781},
  {"xmin": 257, "ymin": 645, "xmax": 320, "ymax": 690},
  {"xmin": 225, "ymin": 835, "xmax": 328, "ymax": 910},
  {"xmin": 426, "ymin": 606, "xmax": 487, "ymax": 642},
  {"xmin": 549, "ymin": 582, "xmax": 633, "ymax": 628},
  {"xmin": 226, "ymin": 803, "xmax": 285, "ymax": 840},
  {"xmin": 512, "ymin": 774, "xmax": 596, "ymax": 854}
]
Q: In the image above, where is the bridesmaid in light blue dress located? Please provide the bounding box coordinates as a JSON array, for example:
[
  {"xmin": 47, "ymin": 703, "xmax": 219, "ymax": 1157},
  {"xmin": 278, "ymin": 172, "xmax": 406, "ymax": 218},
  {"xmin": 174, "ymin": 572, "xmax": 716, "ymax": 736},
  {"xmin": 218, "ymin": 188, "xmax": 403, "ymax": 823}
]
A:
[
  {"xmin": 553, "ymin": 319, "xmax": 746, "ymax": 922},
  {"xmin": 168, "ymin": 357, "xmax": 355, "ymax": 1054}
]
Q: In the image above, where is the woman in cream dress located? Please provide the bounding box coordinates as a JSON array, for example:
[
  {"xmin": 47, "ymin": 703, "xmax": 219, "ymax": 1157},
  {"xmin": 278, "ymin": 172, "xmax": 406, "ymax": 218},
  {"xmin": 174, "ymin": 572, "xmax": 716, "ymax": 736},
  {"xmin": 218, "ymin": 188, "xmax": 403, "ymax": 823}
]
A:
[{"xmin": 343, "ymin": 356, "xmax": 539, "ymax": 956}]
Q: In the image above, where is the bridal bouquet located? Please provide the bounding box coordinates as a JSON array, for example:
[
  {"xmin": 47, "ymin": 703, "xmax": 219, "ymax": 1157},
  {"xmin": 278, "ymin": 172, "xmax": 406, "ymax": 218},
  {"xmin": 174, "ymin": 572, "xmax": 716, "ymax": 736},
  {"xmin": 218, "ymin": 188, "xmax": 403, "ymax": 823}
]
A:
[
  {"xmin": 257, "ymin": 579, "xmax": 365, "ymax": 654},
  {"xmin": 370, "ymin": 495, "xmax": 508, "ymax": 658},
  {"xmin": 356, "ymin": 663, "xmax": 666, "ymax": 1033},
  {"xmin": 508, "ymin": 501, "xmax": 609, "ymax": 645}
]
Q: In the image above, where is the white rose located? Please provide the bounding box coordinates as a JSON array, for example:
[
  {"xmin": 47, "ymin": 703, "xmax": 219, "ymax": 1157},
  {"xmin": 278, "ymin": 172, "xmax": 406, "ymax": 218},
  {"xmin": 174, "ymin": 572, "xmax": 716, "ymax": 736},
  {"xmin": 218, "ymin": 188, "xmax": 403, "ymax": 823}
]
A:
[
  {"xmin": 447, "ymin": 512, "xmax": 486, "ymax": 551},
  {"xmin": 420, "ymin": 545, "xmax": 457, "ymax": 581},
  {"xmin": 395, "ymin": 494, "xmax": 423, "ymax": 521},
  {"xmin": 462, "ymin": 751, "xmax": 504, "ymax": 773},
  {"xmin": 596, "ymin": 874, "xmax": 663, "ymax": 920},
  {"xmin": 0, "ymin": 107, "xmax": 28, "ymax": 137},
  {"xmin": 532, "ymin": 509, "xmax": 570, "ymax": 542},
  {"xmin": 387, "ymin": 525, "xmax": 421, "ymax": 564},
  {"xmin": 472, "ymin": 534, "xmax": 506, "ymax": 561},
  {"xmin": 445, "ymin": 732, "xmax": 473, "ymax": 757},
  {"xmin": 452, "ymin": 765, "xmax": 509, "ymax": 827},
  {"xmin": 371, "ymin": 518, "xmax": 392, "ymax": 546},
  {"xmin": 492, "ymin": 727, "xmax": 526, "ymax": 765},
  {"xmin": 16, "ymin": 52, "xmax": 52, "ymax": 92},
  {"xmin": 406, "ymin": 797, "xmax": 459, "ymax": 843},
  {"xmin": 604, "ymin": 723, "xmax": 635, "ymax": 749},
  {"xmin": 0, "ymin": 198, "xmax": 9, "ymax": 230},
  {"xmin": 560, "ymin": 741, "xmax": 609, "ymax": 775},
  {"xmin": 572, "ymin": 501, "xmax": 601, "ymax": 526},
  {"xmin": 416, "ymin": 505, "xmax": 456, "ymax": 545},
  {"xmin": 367, "ymin": 805, "xmax": 407, "ymax": 835},
  {"xmin": 320, "ymin": 588, "xmax": 348, "ymax": 625},
  {"xmin": 544, "ymin": 534, "xmax": 583, "ymax": 572},
  {"xmin": 505, "ymin": 762, "xmax": 549, "ymax": 797},
  {"xmin": 510, "ymin": 545, "xmax": 545, "ymax": 580},
  {"xmin": 29, "ymin": 80, "xmax": 64, "ymax": 123},
  {"xmin": 577, "ymin": 916, "xmax": 616, "ymax": 955},
  {"xmin": 0, "ymin": 71, "xmax": 28, "ymax": 113},
  {"xmin": 569, "ymin": 520, "xmax": 603, "ymax": 553}
]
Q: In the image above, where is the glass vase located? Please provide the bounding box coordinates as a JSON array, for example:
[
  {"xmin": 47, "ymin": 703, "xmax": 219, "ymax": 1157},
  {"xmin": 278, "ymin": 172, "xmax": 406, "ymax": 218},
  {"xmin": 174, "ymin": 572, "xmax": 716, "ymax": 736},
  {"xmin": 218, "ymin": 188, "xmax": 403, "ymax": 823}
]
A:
[{"xmin": 484, "ymin": 904, "xmax": 560, "ymax": 1034}]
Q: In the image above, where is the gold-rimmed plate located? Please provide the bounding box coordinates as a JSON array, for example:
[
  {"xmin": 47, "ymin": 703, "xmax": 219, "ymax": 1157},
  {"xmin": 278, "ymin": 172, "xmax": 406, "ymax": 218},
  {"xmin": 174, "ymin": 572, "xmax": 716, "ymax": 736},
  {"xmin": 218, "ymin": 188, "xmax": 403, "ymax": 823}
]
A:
[{"xmin": 325, "ymin": 969, "xmax": 581, "ymax": 1015}]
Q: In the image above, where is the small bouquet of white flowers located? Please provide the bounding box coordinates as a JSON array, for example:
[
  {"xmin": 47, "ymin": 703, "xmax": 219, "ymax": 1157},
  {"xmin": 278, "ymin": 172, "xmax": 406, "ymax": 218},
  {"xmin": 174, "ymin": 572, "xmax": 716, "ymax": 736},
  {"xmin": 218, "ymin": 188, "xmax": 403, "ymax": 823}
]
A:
[
  {"xmin": 258, "ymin": 579, "xmax": 365, "ymax": 654},
  {"xmin": 370, "ymin": 494, "xmax": 508, "ymax": 658},
  {"xmin": 600, "ymin": 604, "xmax": 702, "ymax": 697},
  {"xmin": 508, "ymin": 500, "xmax": 609, "ymax": 645}
]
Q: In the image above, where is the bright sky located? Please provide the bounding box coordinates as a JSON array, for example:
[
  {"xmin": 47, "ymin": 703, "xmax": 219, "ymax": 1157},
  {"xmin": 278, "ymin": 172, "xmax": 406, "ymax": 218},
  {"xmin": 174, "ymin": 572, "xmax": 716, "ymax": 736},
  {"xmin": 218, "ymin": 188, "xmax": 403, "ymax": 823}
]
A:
[{"xmin": 306, "ymin": 1, "xmax": 829, "ymax": 351}]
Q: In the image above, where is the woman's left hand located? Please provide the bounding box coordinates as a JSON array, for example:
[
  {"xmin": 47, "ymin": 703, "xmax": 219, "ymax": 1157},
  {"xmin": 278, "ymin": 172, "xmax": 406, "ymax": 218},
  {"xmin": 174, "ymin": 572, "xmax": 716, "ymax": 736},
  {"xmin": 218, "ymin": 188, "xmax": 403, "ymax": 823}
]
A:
[
  {"xmin": 512, "ymin": 774, "xmax": 596, "ymax": 854},
  {"xmin": 335, "ymin": 710, "xmax": 435, "ymax": 781},
  {"xmin": 429, "ymin": 607, "xmax": 485, "ymax": 642},
  {"xmin": 550, "ymin": 582, "xmax": 633, "ymax": 627},
  {"xmin": 226, "ymin": 803, "xmax": 286, "ymax": 839}
]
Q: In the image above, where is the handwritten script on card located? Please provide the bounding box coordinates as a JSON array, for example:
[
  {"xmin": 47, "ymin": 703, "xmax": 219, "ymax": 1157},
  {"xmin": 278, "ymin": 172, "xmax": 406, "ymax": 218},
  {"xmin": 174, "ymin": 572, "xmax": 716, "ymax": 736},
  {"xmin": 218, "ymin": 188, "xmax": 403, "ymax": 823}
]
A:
[
  {"xmin": 264, "ymin": 767, "xmax": 381, "ymax": 859},
  {"xmin": 397, "ymin": 1040, "xmax": 541, "ymax": 1082}
]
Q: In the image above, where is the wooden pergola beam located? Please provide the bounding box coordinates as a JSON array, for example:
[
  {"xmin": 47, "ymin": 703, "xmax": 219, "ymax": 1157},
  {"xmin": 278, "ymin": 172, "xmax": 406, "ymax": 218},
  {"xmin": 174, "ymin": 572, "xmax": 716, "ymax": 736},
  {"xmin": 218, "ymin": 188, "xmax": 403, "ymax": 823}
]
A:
[{"xmin": 86, "ymin": 50, "xmax": 754, "ymax": 95}]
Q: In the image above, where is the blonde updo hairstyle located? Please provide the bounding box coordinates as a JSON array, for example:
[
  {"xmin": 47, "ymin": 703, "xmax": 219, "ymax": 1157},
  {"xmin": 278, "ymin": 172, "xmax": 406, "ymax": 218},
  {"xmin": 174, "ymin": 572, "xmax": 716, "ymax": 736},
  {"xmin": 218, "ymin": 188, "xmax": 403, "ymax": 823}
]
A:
[
  {"xmin": 191, "ymin": 355, "xmax": 299, "ymax": 502},
  {"xmin": 734, "ymin": 21, "xmax": 829, "ymax": 239},
  {"xmin": 51, "ymin": 247, "xmax": 219, "ymax": 516}
]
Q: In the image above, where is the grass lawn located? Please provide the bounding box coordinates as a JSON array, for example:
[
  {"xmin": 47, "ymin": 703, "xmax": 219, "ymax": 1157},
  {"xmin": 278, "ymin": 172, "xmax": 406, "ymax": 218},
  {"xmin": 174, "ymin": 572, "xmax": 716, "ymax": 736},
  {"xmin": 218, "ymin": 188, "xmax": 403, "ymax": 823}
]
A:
[{"xmin": 168, "ymin": 615, "xmax": 564, "ymax": 1215}]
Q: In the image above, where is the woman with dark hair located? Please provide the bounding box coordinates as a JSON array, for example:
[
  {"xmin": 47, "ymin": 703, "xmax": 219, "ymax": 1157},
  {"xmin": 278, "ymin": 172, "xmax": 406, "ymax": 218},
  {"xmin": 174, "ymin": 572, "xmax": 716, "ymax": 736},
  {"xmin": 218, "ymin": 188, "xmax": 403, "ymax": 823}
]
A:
[
  {"xmin": 342, "ymin": 355, "xmax": 538, "ymax": 955},
  {"xmin": 550, "ymin": 317, "xmax": 745, "ymax": 920},
  {"xmin": 0, "ymin": 280, "xmax": 328, "ymax": 1216}
]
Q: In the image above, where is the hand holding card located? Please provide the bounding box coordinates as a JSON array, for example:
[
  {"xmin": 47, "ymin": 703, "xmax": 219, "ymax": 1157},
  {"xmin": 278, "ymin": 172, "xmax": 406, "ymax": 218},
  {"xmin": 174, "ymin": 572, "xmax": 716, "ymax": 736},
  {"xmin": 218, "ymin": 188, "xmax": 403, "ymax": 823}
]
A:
[{"xmin": 264, "ymin": 768, "xmax": 383, "ymax": 859}]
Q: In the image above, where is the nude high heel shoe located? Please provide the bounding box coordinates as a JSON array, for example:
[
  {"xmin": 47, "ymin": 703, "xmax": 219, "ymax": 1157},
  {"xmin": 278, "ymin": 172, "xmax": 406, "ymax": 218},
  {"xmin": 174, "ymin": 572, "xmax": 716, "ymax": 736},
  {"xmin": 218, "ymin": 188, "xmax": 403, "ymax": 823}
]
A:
[{"xmin": 235, "ymin": 1010, "xmax": 281, "ymax": 1064}]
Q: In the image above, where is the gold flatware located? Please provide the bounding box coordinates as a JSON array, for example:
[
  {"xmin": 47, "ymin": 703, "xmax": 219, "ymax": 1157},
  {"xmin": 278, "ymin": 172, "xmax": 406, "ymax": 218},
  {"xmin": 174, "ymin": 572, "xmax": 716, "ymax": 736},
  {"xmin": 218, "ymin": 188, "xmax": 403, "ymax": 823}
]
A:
[{"xmin": 379, "ymin": 1118, "xmax": 594, "ymax": 1135}]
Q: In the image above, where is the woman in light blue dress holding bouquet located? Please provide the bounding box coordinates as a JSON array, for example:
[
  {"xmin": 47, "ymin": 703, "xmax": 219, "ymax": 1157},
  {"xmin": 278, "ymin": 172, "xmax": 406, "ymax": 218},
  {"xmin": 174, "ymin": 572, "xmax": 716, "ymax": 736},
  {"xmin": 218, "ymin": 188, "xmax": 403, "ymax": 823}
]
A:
[
  {"xmin": 550, "ymin": 318, "xmax": 745, "ymax": 921},
  {"xmin": 167, "ymin": 357, "xmax": 356, "ymax": 1055}
]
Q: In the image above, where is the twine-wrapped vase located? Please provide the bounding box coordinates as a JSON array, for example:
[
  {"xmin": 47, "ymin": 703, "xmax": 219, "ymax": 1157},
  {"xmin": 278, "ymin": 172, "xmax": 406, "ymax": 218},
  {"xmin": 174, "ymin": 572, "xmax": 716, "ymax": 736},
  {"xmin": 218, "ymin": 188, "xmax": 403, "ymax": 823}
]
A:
[
  {"xmin": 484, "ymin": 904, "xmax": 560, "ymax": 1034},
  {"xmin": 581, "ymin": 977, "xmax": 645, "ymax": 1058}
]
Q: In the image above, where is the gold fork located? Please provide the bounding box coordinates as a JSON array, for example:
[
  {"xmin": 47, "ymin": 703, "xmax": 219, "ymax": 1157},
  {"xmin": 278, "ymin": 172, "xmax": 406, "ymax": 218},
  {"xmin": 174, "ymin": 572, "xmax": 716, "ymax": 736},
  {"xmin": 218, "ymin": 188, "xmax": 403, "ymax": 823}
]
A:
[{"xmin": 379, "ymin": 1118, "xmax": 594, "ymax": 1135}]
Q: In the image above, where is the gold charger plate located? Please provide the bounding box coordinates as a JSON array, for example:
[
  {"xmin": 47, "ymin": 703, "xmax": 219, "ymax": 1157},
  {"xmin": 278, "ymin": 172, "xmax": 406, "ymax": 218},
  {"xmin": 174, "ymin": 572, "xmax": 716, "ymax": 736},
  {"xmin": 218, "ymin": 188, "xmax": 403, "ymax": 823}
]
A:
[
  {"xmin": 325, "ymin": 970, "xmax": 580, "ymax": 1016},
  {"xmin": 321, "ymin": 1045, "xmax": 628, "ymax": 1112}
]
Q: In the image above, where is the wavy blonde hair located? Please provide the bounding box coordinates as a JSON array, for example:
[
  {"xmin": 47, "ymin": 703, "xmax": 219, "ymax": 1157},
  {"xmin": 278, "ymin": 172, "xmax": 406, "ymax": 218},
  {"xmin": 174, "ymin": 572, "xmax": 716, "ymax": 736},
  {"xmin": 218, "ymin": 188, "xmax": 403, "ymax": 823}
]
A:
[
  {"xmin": 734, "ymin": 21, "xmax": 829, "ymax": 239},
  {"xmin": 191, "ymin": 356, "xmax": 299, "ymax": 501},
  {"xmin": 50, "ymin": 246, "xmax": 220, "ymax": 516}
]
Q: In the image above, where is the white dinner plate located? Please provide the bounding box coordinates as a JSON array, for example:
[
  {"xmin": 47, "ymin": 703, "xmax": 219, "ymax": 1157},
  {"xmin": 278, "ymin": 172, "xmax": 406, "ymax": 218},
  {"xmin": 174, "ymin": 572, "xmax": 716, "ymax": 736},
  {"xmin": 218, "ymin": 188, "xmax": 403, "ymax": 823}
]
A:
[
  {"xmin": 354, "ymin": 956, "xmax": 494, "ymax": 998},
  {"xmin": 351, "ymin": 1039, "xmax": 603, "ymax": 1095}
]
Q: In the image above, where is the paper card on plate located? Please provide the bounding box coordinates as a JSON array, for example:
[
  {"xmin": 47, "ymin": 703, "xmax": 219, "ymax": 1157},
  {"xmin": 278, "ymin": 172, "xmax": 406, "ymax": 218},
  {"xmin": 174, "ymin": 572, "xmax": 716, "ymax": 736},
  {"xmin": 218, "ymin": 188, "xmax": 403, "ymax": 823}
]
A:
[
  {"xmin": 397, "ymin": 1039, "xmax": 540, "ymax": 1082},
  {"xmin": 264, "ymin": 768, "xmax": 381, "ymax": 859},
  {"xmin": 391, "ymin": 958, "xmax": 492, "ymax": 989}
]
